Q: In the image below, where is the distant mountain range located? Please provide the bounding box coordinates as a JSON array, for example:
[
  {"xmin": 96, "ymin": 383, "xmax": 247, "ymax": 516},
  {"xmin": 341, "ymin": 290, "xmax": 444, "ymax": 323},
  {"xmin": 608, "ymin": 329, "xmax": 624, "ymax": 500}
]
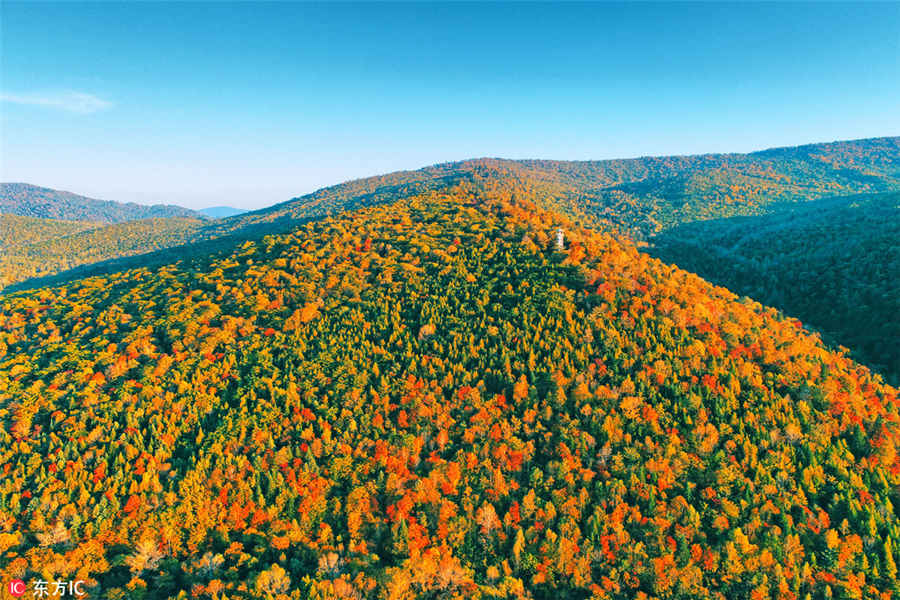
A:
[
  {"xmin": 199, "ymin": 205, "xmax": 247, "ymax": 219},
  {"xmin": 0, "ymin": 182, "xmax": 203, "ymax": 223},
  {"xmin": 6, "ymin": 136, "xmax": 899, "ymax": 243}
]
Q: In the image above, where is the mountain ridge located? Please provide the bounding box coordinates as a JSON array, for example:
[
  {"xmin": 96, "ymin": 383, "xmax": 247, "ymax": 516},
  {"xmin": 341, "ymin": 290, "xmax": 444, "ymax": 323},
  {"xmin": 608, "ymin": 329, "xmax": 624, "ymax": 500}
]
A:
[{"xmin": 0, "ymin": 182, "xmax": 204, "ymax": 223}]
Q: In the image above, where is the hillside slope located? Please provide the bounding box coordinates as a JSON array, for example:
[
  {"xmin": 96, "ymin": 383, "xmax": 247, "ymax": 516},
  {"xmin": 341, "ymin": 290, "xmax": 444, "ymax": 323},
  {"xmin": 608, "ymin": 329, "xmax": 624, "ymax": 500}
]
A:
[
  {"xmin": 651, "ymin": 192, "xmax": 900, "ymax": 385},
  {"xmin": 0, "ymin": 183, "xmax": 202, "ymax": 223},
  {"xmin": 1, "ymin": 185, "xmax": 898, "ymax": 598},
  {"xmin": 0, "ymin": 217, "xmax": 204, "ymax": 288},
  {"xmin": 0, "ymin": 214, "xmax": 99, "ymax": 248}
]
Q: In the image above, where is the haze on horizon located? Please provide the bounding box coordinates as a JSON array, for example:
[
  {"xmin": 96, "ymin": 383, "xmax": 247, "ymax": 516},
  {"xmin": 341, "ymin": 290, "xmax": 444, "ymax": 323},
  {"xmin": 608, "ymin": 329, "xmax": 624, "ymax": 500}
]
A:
[{"xmin": 2, "ymin": 1, "xmax": 898, "ymax": 210}]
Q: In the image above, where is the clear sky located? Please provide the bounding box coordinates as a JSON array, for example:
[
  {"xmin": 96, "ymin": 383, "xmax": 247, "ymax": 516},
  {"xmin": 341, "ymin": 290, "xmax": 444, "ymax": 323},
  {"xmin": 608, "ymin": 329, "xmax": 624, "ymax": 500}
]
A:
[{"xmin": 2, "ymin": 2, "xmax": 898, "ymax": 210}]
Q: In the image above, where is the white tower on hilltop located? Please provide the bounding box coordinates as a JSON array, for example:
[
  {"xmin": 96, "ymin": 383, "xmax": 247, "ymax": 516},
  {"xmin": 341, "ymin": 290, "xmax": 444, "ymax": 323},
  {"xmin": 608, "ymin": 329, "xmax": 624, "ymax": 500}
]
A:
[{"xmin": 556, "ymin": 227, "xmax": 565, "ymax": 250}]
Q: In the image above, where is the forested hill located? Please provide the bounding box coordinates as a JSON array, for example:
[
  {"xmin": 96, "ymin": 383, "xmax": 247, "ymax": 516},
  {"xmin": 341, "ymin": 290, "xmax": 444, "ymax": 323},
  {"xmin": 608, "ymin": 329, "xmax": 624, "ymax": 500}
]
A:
[
  {"xmin": 1, "ymin": 182, "xmax": 898, "ymax": 598},
  {"xmin": 0, "ymin": 183, "xmax": 203, "ymax": 223}
]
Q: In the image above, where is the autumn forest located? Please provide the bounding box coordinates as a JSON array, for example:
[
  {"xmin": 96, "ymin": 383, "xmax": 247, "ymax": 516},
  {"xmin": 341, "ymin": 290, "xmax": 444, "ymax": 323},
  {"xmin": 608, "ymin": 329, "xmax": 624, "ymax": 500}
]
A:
[{"xmin": 1, "ymin": 137, "xmax": 900, "ymax": 599}]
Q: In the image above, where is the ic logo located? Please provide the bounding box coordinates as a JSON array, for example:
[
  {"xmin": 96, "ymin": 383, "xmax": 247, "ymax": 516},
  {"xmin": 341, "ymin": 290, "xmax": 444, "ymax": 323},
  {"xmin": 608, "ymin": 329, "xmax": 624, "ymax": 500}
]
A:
[{"xmin": 7, "ymin": 579, "xmax": 26, "ymax": 597}]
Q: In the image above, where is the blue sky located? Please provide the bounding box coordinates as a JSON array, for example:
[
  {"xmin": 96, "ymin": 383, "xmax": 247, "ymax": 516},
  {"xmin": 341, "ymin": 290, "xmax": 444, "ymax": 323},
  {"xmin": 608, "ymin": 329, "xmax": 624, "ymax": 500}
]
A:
[{"xmin": 2, "ymin": 2, "xmax": 898, "ymax": 210}]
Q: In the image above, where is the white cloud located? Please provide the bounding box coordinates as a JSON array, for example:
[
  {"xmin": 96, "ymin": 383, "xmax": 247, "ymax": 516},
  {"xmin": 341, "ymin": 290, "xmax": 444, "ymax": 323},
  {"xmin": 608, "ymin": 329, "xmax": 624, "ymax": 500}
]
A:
[{"xmin": 1, "ymin": 91, "xmax": 113, "ymax": 114}]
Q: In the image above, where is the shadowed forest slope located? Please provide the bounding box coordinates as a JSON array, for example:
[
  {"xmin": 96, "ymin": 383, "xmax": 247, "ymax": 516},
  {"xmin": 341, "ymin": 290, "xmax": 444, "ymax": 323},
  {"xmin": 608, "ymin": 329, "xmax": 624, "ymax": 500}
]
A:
[{"xmin": 650, "ymin": 192, "xmax": 900, "ymax": 385}]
